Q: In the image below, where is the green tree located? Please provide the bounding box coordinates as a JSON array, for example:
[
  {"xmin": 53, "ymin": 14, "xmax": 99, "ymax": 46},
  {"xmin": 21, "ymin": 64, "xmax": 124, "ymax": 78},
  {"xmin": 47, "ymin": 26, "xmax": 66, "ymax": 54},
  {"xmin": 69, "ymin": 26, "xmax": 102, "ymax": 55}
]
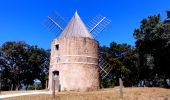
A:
[
  {"xmin": 28, "ymin": 46, "xmax": 50, "ymax": 89},
  {"xmin": 0, "ymin": 41, "xmax": 31, "ymax": 90},
  {"xmin": 0, "ymin": 41, "xmax": 50, "ymax": 90},
  {"xmin": 99, "ymin": 41, "xmax": 138, "ymax": 87},
  {"xmin": 133, "ymin": 11, "xmax": 170, "ymax": 87}
]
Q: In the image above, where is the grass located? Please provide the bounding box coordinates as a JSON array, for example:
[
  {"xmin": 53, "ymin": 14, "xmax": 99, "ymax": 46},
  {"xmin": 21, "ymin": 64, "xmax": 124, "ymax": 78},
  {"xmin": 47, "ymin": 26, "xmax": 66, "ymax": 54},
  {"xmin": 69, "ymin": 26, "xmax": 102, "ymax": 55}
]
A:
[{"xmin": 2, "ymin": 87, "xmax": 170, "ymax": 100}]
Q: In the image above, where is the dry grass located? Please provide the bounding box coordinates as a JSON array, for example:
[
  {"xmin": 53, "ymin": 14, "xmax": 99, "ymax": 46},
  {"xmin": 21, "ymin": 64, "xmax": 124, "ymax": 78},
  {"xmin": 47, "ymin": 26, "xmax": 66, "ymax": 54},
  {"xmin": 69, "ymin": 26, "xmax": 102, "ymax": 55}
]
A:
[{"xmin": 2, "ymin": 87, "xmax": 170, "ymax": 100}]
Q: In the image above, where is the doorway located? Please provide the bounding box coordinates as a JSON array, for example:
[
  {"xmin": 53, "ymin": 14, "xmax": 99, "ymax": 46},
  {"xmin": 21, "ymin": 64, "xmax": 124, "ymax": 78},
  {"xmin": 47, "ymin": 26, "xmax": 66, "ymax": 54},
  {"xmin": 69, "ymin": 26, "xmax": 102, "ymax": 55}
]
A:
[{"xmin": 53, "ymin": 71, "xmax": 60, "ymax": 92}]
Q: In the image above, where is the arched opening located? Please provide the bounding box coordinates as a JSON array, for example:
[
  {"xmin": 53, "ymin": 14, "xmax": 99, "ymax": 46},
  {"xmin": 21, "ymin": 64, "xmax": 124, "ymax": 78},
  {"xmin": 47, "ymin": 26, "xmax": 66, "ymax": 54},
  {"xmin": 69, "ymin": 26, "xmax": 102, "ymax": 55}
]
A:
[{"xmin": 52, "ymin": 71, "xmax": 60, "ymax": 92}]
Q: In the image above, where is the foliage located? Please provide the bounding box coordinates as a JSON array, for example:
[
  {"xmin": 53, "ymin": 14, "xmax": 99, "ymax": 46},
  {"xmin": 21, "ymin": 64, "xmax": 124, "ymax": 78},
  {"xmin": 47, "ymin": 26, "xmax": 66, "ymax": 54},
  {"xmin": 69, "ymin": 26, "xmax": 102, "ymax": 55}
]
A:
[
  {"xmin": 133, "ymin": 11, "xmax": 170, "ymax": 87},
  {"xmin": 99, "ymin": 42, "xmax": 138, "ymax": 87},
  {"xmin": 100, "ymin": 10, "xmax": 170, "ymax": 88},
  {"xmin": 28, "ymin": 84, "xmax": 42, "ymax": 90},
  {"xmin": 0, "ymin": 41, "xmax": 50, "ymax": 90}
]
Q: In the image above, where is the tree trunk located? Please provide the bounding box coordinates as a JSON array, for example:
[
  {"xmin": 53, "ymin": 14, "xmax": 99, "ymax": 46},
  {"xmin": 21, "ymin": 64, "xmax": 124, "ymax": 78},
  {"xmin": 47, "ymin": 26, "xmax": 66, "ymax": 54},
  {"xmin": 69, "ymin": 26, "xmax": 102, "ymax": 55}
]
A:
[
  {"xmin": 46, "ymin": 80, "xmax": 48, "ymax": 89},
  {"xmin": 11, "ymin": 84, "xmax": 13, "ymax": 91},
  {"xmin": 41, "ymin": 80, "xmax": 46, "ymax": 89},
  {"xmin": 15, "ymin": 85, "xmax": 19, "ymax": 90}
]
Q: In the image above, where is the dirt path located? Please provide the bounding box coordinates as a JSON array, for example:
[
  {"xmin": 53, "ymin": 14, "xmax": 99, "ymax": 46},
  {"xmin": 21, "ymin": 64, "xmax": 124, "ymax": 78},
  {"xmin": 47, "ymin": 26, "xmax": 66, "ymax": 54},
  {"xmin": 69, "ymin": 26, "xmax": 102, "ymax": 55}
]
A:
[{"xmin": 0, "ymin": 91, "xmax": 50, "ymax": 99}]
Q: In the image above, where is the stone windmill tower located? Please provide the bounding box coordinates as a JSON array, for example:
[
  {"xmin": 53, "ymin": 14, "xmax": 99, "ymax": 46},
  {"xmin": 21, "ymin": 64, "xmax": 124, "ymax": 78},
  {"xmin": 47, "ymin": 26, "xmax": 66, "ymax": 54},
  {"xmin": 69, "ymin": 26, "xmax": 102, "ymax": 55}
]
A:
[{"xmin": 45, "ymin": 11, "xmax": 111, "ymax": 92}]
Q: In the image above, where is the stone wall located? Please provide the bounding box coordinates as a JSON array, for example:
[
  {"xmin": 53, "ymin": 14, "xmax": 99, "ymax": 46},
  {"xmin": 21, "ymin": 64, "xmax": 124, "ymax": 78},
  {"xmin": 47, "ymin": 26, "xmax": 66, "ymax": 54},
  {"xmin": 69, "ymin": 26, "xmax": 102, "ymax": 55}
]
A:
[
  {"xmin": 49, "ymin": 38, "xmax": 99, "ymax": 91},
  {"xmin": 48, "ymin": 37, "xmax": 99, "ymax": 92}
]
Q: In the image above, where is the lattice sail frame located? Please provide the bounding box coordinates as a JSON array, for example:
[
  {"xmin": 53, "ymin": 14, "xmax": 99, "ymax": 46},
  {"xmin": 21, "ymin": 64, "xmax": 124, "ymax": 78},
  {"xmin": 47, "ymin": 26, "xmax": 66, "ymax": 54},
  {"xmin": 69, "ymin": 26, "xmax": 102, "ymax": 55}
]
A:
[
  {"xmin": 87, "ymin": 15, "xmax": 111, "ymax": 39},
  {"xmin": 44, "ymin": 12, "xmax": 112, "ymax": 79},
  {"xmin": 99, "ymin": 57, "xmax": 113, "ymax": 79},
  {"xmin": 44, "ymin": 11, "xmax": 67, "ymax": 36}
]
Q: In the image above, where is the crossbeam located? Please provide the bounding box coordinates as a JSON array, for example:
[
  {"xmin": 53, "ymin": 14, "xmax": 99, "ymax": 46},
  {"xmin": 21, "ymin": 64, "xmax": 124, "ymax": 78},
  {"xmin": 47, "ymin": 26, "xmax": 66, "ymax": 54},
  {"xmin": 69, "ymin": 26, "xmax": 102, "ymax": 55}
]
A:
[
  {"xmin": 44, "ymin": 11, "xmax": 67, "ymax": 36},
  {"xmin": 87, "ymin": 15, "xmax": 111, "ymax": 38},
  {"xmin": 89, "ymin": 17, "xmax": 106, "ymax": 32},
  {"xmin": 47, "ymin": 16, "xmax": 63, "ymax": 31},
  {"xmin": 98, "ymin": 56, "xmax": 113, "ymax": 79}
]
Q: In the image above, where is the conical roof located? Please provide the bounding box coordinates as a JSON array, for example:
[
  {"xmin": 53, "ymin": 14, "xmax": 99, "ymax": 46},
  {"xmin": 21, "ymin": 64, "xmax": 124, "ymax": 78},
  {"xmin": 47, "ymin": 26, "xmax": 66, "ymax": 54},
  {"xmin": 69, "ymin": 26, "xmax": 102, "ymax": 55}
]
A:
[{"xmin": 59, "ymin": 11, "xmax": 93, "ymax": 39}]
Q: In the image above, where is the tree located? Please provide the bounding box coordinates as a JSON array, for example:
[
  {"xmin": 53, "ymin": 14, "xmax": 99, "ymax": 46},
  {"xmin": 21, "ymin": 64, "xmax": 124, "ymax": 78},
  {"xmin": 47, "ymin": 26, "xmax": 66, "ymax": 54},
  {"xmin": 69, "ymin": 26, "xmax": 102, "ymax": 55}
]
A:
[
  {"xmin": 133, "ymin": 11, "xmax": 170, "ymax": 87},
  {"xmin": 99, "ymin": 41, "xmax": 138, "ymax": 87},
  {"xmin": 0, "ymin": 41, "xmax": 50, "ymax": 90},
  {"xmin": 28, "ymin": 46, "xmax": 50, "ymax": 89},
  {"xmin": 0, "ymin": 41, "xmax": 31, "ymax": 90}
]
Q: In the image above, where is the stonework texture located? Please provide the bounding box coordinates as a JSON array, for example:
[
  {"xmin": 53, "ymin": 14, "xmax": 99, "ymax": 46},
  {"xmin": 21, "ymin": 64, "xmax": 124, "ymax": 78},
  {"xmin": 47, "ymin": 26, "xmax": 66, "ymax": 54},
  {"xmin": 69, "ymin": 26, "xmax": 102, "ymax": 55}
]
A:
[{"xmin": 48, "ymin": 37, "xmax": 99, "ymax": 92}]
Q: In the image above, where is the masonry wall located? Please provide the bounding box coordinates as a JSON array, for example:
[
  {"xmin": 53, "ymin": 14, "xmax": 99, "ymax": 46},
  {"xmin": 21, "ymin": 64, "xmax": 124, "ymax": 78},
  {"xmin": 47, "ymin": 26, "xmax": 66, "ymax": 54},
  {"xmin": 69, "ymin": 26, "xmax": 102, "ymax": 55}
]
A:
[{"xmin": 48, "ymin": 37, "xmax": 99, "ymax": 92}]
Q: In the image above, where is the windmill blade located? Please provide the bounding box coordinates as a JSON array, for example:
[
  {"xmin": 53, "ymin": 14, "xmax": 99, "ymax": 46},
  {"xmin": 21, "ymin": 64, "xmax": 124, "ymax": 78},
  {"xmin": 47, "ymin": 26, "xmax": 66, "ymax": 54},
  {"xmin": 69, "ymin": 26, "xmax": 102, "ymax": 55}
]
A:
[
  {"xmin": 87, "ymin": 15, "xmax": 111, "ymax": 39},
  {"xmin": 44, "ymin": 11, "xmax": 67, "ymax": 36},
  {"xmin": 99, "ymin": 56, "xmax": 113, "ymax": 79}
]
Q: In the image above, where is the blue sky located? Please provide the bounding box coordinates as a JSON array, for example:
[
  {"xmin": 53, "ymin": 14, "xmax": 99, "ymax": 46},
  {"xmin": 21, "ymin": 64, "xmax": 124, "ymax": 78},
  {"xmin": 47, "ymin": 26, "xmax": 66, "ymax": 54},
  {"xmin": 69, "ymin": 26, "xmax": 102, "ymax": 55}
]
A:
[{"xmin": 0, "ymin": 0, "xmax": 170, "ymax": 49}]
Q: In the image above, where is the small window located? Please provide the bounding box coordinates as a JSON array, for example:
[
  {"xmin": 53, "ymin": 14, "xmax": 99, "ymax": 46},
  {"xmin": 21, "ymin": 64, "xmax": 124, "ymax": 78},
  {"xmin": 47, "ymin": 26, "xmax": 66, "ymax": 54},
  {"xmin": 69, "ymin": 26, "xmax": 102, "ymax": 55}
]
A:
[
  {"xmin": 53, "ymin": 70, "xmax": 59, "ymax": 76},
  {"xmin": 56, "ymin": 57, "xmax": 60, "ymax": 63},
  {"xmin": 55, "ymin": 44, "xmax": 59, "ymax": 50}
]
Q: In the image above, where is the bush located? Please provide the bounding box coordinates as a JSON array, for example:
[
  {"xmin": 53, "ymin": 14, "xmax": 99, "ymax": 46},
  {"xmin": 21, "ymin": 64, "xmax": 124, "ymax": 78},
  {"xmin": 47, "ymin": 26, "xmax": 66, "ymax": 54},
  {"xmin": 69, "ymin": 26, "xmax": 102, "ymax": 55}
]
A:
[{"xmin": 27, "ymin": 84, "xmax": 42, "ymax": 90}]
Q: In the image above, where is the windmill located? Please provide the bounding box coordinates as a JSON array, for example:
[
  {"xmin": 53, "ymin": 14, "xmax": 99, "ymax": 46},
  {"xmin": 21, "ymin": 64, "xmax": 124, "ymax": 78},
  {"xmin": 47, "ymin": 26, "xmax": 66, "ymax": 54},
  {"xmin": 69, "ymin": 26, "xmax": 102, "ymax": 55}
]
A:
[
  {"xmin": 45, "ymin": 11, "xmax": 112, "ymax": 81},
  {"xmin": 45, "ymin": 12, "xmax": 112, "ymax": 85}
]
